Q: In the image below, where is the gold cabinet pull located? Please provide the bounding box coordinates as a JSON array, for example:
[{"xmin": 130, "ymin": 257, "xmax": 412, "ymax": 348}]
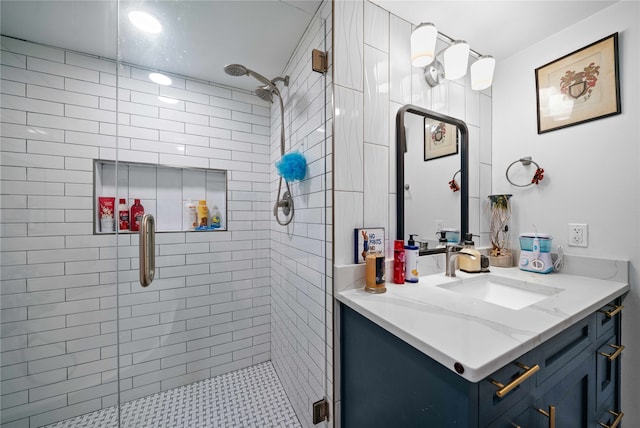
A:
[
  {"xmin": 599, "ymin": 410, "xmax": 624, "ymax": 428},
  {"xmin": 599, "ymin": 344, "xmax": 625, "ymax": 361},
  {"xmin": 599, "ymin": 304, "xmax": 623, "ymax": 318},
  {"xmin": 491, "ymin": 363, "xmax": 540, "ymax": 398},
  {"xmin": 537, "ymin": 405, "xmax": 556, "ymax": 428}
]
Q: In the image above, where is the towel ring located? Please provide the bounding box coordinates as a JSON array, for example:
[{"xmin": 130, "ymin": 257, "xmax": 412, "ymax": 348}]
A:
[
  {"xmin": 449, "ymin": 169, "xmax": 461, "ymax": 192},
  {"xmin": 506, "ymin": 157, "xmax": 545, "ymax": 187}
]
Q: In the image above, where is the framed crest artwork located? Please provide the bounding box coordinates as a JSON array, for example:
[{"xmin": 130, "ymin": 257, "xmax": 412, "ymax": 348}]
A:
[
  {"xmin": 424, "ymin": 118, "xmax": 458, "ymax": 161},
  {"xmin": 535, "ymin": 33, "xmax": 620, "ymax": 134}
]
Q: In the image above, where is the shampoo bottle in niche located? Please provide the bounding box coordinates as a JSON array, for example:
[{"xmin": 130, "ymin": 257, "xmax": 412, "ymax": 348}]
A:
[
  {"xmin": 393, "ymin": 240, "xmax": 405, "ymax": 284},
  {"xmin": 129, "ymin": 199, "xmax": 144, "ymax": 232},
  {"xmin": 118, "ymin": 198, "xmax": 129, "ymax": 231},
  {"xmin": 210, "ymin": 205, "xmax": 222, "ymax": 229},
  {"xmin": 404, "ymin": 234, "xmax": 419, "ymax": 283},
  {"xmin": 184, "ymin": 201, "xmax": 197, "ymax": 230},
  {"xmin": 98, "ymin": 197, "xmax": 115, "ymax": 232},
  {"xmin": 196, "ymin": 200, "xmax": 208, "ymax": 230}
]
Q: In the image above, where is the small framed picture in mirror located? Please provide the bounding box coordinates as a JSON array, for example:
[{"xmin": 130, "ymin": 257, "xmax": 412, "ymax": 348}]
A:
[{"xmin": 424, "ymin": 118, "xmax": 458, "ymax": 161}]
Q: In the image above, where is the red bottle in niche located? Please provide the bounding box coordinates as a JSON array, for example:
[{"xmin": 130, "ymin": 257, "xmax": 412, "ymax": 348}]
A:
[
  {"xmin": 393, "ymin": 240, "xmax": 406, "ymax": 284},
  {"xmin": 118, "ymin": 198, "xmax": 129, "ymax": 231},
  {"xmin": 130, "ymin": 199, "xmax": 144, "ymax": 232}
]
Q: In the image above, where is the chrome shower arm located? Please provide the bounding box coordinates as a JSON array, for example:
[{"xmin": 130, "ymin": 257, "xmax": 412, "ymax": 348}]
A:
[{"xmin": 271, "ymin": 76, "xmax": 289, "ymax": 87}]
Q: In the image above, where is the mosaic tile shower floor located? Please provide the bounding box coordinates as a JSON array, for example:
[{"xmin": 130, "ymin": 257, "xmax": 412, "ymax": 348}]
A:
[{"xmin": 44, "ymin": 362, "xmax": 301, "ymax": 428}]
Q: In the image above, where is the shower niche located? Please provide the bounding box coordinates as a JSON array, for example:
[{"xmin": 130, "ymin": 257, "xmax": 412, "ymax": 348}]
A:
[{"xmin": 94, "ymin": 160, "xmax": 227, "ymax": 234}]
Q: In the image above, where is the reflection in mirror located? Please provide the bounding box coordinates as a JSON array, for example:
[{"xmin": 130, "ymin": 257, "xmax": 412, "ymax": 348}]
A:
[{"xmin": 396, "ymin": 105, "xmax": 468, "ymax": 253}]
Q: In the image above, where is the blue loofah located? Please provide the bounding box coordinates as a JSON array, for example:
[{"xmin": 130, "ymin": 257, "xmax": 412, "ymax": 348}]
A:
[{"xmin": 276, "ymin": 152, "xmax": 307, "ymax": 182}]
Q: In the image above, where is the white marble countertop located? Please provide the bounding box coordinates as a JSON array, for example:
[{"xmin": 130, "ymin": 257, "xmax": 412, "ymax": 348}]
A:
[{"xmin": 336, "ymin": 266, "xmax": 629, "ymax": 382}]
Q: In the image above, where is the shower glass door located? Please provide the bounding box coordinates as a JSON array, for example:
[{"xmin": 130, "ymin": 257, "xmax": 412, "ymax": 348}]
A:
[
  {"xmin": 115, "ymin": 1, "xmax": 329, "ymax": 427},
  {"xmin": 0, "ymin": 1, "xmax": 121, "ymax": 427}
]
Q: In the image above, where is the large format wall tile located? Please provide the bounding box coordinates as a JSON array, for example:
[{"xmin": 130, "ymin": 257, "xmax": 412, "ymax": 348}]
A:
[{"xmin": 334, "ymin": 0, "xmax": 363, "ymax": 91}]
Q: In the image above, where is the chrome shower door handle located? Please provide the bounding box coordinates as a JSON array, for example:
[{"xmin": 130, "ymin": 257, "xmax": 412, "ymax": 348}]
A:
[{"xmin": 139, "ymin": 214, "xmax": 155, "ymax": 287}]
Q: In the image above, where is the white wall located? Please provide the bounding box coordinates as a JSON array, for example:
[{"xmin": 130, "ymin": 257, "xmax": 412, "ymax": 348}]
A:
[
  {"xmin": 0, "ymin": 36, "xmax": 273, "ymax": 427},
  {"xmin": 492, "ymin": 1, "xmax": 640, "ymax": 424}
]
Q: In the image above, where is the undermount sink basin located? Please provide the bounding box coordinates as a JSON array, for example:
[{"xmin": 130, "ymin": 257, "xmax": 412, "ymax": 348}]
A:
[{"xmin": 436, "ymin": 274, "xmax": 564, "ymax": 310}]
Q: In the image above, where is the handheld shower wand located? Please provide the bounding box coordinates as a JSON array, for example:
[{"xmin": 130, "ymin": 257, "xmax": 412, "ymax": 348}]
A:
[{"xmin": 223, "ymin": 64, "xmax": 294, "ymax": 226}]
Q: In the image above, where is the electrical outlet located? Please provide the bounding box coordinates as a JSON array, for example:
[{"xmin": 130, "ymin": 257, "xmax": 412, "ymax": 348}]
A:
[{"xmin": 568, "ymin": 223, "xmax": 588, "ymax": 247}]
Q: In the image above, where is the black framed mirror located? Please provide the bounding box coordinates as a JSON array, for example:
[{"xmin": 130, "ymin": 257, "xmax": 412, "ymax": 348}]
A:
[{"xmin": 396, "ymin": 105, "xmax": 469, "ymax": 253}]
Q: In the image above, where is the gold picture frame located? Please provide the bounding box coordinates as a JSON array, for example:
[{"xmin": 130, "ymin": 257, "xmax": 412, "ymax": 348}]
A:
[
  {"xmin": 424, "ymin": 118, "xmax": 458, "ymax": 161},
  {"xmin": 535, "ymin": 33, "xmax": 620, "ymax": 134}
]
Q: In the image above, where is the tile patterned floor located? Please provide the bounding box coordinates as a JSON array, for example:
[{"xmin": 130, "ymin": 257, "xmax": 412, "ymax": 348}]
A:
[{"xmin": 45, "ymin": 362, "xmax": 302, "ymax": 428}]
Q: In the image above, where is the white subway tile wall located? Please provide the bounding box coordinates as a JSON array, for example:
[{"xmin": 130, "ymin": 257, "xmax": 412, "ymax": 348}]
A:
[
  {"xmin": 0, "ymin": 30, "xmax": 289, "ymax": 426},
  {"xmin": 269, "ymin": 2, "xmax": 332, "ymax": 428}
]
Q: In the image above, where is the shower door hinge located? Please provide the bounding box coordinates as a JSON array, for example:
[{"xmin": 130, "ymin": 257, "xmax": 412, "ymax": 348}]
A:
[
  {"xmin": 312, "ymin": 398, "xmax": 329, "ymax": 424},
  {"xmin": 312, "ymin": 49, "xmax": 328, "ymax": 74}
]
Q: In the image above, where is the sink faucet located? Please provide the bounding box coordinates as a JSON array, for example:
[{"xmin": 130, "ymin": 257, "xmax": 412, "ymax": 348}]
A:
[{"xmin": 445, "ymin": 246, "xmax": 477, "ymax": 277}]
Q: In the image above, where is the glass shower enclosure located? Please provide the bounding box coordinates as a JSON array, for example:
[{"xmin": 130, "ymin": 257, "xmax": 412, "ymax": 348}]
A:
[{"xmin": 0, "ymin": 1, "xmax": 330, "ymax": 427}]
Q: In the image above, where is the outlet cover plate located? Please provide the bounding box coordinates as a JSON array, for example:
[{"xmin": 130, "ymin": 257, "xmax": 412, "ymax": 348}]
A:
[{"xmin": 568, "ymin": 223, "xmax": 588, "ymax": 247}]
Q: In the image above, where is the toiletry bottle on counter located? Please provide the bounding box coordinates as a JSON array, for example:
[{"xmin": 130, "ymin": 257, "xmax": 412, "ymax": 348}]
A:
[
  {"xmin": 210, "ymin": 205, "xmax": 221, "ymax": 229},
  {"xmin": 404, "ymin": 234, "xmax": 419, "ymax": 283},
  {"xmin": 184, "ymin": 201, "xmax": 197, "ymax": 230},
  {"xmin": 393, "ymin": 240, "xmax": 405, "ymax": 284},
  {"xmin": 365, "ymin": 252, "xmax": 386, "ymax": 294},
  {"xmin": 130, "ymin": 199, "xmax": 144, "ymax": 232},
  {"xmin": 459, "ymin": 233, "xmax": 481, "ymax": 273},
  {"xmin": 437, "ymin": 231, "xmax": 448, "ymax": 248},
  {"xmin": 118, "ymin": 198, "xmax": 129, "ymax": 231},
  {"xmin": 197, "ymin": 200, "xmax": 208, "ymax": 229}
]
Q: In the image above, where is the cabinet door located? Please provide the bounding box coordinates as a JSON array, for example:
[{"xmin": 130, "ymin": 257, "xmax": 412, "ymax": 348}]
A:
[
  {"xmin": 596, "ymin": 334, "xmax": 621, "ymax": 409},
  {"xmin": 487, "ymin": 400, "xmax": 535, "ymax": 428},
  {"xmin": 533, "ymin": 354, "xmax": 595, "ymax": 428}
]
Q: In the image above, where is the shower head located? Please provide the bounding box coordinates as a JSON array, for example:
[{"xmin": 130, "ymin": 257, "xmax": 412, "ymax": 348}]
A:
[
  {"xmin": 255, "ymin": 86, "xmax": 275, "ymax": 103},
  {"xmin": 223, "ymin": 63, "xmax": 248, "ymax": 77},
  {"xmin": 223, "ymin": 63, "xmax": 272, "ymax": 87}
]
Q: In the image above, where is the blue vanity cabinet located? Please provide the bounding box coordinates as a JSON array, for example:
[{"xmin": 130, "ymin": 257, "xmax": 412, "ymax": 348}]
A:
[
  {"xmin": 340, "ymin": 298, "xmax": 623, "ymax": 428},
  {"xmin": 532, "ymin": 353, "xmax": 595, "ymax": 427}
]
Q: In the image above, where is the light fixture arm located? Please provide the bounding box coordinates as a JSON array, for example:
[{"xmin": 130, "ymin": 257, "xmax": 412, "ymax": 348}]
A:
[
  {"xmin": 412, "ymin": 24, "xmax": 494, "ymax": 90},
  {"xmin": 434, "ymin": 30, "xmax": 484, "ymax": 60}
]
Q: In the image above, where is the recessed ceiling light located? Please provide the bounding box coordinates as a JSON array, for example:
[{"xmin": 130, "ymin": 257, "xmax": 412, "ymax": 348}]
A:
[
  {"xmin": 128, "ymin": 11, "xmax": 162, "ymax": 34},
  {"xmin": 149, "ymin": 72, "xmax": 172, "ymax": 86},
  {"xmin": 158, "ymin": 96, "xmax": 178, "ymax": 105}
]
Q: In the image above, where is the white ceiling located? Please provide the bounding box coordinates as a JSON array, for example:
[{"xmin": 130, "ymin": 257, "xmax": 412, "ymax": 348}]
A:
[
  {"xmin": 372, "ymin": 1, "xmax": 618, "ymax": 61},
  {"xmin": 0, "ymin": 0, "xmax": 322, "ymax": 91},
  {"xmin": 0, "ymin": 1, "xmax": 618, "ymax": 92}
]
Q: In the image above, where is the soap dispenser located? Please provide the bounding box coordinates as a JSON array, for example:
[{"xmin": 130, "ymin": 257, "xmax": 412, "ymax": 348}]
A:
[
  {"xmin": 404, "ymin": 234, "xmax": 419, "ymax": 283},
  {"xmin": 437, "ymin": 231, "xmax": 448, "ymax": 248},
  {"xmin": 459, "ymin": 233, "xmax": 482, "ymax": 273}
]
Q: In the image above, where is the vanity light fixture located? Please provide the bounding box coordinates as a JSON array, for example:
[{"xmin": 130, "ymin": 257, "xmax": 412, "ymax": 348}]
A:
[
  {"xmin": 443, "ymin": 40, "xmax": 470, "ymax": 80},
  {"xmin": 412, "ymin": 22, "xmax": 495, "ymax": 90},
  {"xmin": 411, "ymin": 23, "xmax": 438, "ymax": 67},
  {"xmin": 470, "ymin": 55, "xmax": 496, "ymax": 90},
  {"xmin": 149, "ymin": 72, "xmax": 172, "ymax": 86},
  {"xmin": 128, "ymin": 10, "xmax": 162, "ymax": 34}
]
